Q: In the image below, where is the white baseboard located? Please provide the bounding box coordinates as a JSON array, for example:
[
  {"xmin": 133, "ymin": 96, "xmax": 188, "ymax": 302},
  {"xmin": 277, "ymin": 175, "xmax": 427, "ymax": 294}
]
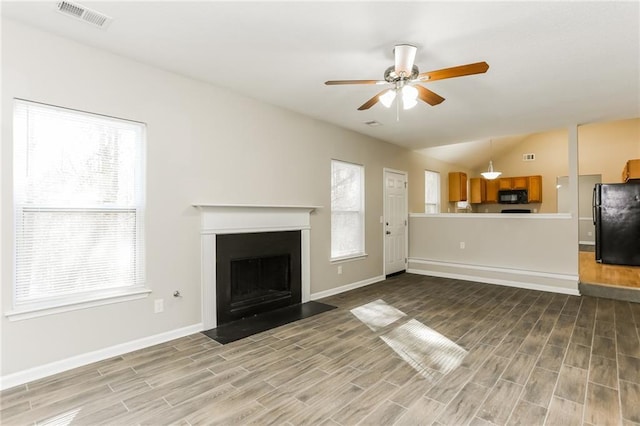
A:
[
  {"xmin": 310, "ymin": 275, "xmax": 385, "ymax": 301},
  {"xmin": 0, "ymin": 323, "xmax": 203, "ymax": 391},
  {"xmin": 408, "ymin": 258, "xmax": 579, "ymax": 296},
  {"xmin": 579, "ymin": 241, "xmax": 595, "ymax": 246}
]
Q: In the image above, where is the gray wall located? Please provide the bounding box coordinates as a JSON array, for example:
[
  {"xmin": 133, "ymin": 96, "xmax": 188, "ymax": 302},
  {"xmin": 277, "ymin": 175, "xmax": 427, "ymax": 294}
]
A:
[{"xmin": 1, "ymin": 19, "xmax": 417, "ymax": 378}]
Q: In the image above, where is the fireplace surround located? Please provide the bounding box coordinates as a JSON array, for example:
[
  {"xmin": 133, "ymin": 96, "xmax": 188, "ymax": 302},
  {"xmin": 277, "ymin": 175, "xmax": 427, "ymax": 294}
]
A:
[
  {"xmin": 216, "ymin": 230, "xmax": 301, "ymax": 324},
  {"xmin": 194, "ymin": 204, "xmax": 318, "ymax": 329}
]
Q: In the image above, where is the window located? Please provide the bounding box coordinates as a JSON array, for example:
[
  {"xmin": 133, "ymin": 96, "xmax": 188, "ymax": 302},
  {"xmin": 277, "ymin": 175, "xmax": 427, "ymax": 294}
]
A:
[
  {"xmin": 331, "ymin": 160, "xmax": 365, "ymax": 260},
  {"xmin": 425, "ymin": 170, "xmax": 441, "ymax": 213},
  {"xmin": 12, "ymin": 99, "xmax": 146, "ymax": 315}
]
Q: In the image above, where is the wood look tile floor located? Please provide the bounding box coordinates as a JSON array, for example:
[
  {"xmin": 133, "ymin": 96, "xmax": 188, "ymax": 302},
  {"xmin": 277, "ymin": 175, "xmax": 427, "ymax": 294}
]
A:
[{"xmin": 3, "ymin": 273, "xmax": 640, "ymax": 425}]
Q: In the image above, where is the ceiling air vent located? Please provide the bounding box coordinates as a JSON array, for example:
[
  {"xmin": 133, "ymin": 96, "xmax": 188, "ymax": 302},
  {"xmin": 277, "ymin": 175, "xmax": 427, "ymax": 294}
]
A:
[
  {"xmin": 522, "ymin": 153, "xmax": 536, "ymax": 161},
  {"xmin": 55, "ymin": 1, "xmax": 112, "ymax": 29}
]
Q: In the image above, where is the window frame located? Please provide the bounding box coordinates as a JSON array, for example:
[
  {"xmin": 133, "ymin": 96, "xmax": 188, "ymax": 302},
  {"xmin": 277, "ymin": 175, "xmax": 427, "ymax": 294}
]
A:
[
  {"xmin": 8, "ymin": 99, "xmax": 149, "ymax": 321},
  {"xmin": 330, "ymin": 159, "xmax": 366, "ymax": 262},
  {"xmin": 425, "ymin": 170, "xmax": 441, "ymax": 214}
]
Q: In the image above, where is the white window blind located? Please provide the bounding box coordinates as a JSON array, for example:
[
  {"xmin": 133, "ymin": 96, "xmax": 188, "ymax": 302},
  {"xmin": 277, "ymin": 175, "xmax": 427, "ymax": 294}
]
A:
[
  {"xmin": 13, "ymin": 99, "xmax": 145, "ymax": 309},
  {"xmin": 331, "ymin": 160, "xmax": 365, "ymax": 259},
  {"xmin": 425, "ymin": 170, "xmax": 441, "ymax": 214}
]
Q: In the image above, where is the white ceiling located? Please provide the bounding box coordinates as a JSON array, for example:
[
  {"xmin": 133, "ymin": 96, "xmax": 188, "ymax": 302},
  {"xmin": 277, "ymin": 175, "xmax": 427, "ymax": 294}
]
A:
[{"xmin": 2, "ymin": 1, "xmax": 639, "ymax": 165}]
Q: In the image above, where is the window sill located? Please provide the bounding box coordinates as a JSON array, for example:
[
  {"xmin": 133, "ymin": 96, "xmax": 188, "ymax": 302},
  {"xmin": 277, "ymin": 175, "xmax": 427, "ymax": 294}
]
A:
[
  {"xmin": 5, "ymin": 287, "xmax": 152, "ymax": 321},
  {"xmin": 330, "ymin": 253, "xmax": 368, "ymax": 264}
]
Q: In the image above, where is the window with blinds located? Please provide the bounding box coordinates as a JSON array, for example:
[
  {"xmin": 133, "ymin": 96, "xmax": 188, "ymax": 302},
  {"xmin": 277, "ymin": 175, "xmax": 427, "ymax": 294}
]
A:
[
  {"xmin": 13, "ymin": 99, "xmax": 146, "ymax": 311},
  {"xmin": 331, "ymin": 160, "xmax": 365, "ymax": 260}
]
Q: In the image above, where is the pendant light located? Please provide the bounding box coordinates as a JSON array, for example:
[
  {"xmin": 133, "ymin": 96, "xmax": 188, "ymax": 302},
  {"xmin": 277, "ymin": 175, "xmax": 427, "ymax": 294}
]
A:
[{"xmin": 481, "ymin": 140, "xmax": 502, "ymax": 180}]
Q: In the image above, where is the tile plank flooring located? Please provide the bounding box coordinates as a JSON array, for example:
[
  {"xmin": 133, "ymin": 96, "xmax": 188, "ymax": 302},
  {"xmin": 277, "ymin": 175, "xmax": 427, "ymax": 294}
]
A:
[{"xmin": 2, "ymin": 273, "xmax": 640, "ymax": 425}]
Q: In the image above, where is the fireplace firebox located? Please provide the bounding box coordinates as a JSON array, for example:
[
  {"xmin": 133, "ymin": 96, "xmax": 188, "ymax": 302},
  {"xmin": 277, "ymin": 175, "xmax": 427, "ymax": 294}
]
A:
[{"xmin": 216, "ymin": 231, "xmax": 301, "ymax": 325}]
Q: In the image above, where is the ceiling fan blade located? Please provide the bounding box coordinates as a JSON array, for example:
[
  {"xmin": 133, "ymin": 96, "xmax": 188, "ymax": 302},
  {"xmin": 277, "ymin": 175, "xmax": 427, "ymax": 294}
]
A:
[
  {"xmin": 357, "ymin": 89, "xmax": 389, "ymax": 110},
  {"xmin": 325, "ymin": 79, "xmax": 383, "ymax": 85},
  {"xmin": 418, "ymin": 61, "xmax": 489, "ymax": 82},
  {"xmin": 415, "ymin": 85, "xmax": 445, "ymax": 106}
]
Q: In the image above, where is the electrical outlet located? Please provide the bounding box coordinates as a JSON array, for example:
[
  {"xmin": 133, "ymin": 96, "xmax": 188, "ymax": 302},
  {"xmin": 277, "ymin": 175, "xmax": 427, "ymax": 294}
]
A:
[
  {"xmin": 154, "ymin": 299, "xmax": 164, "ymax": 313},
  {"xmin": 338, "ymin": 265, "xmax": 343, "ymax": 275},
  {"xmin": 460, "ymin": 242, "xmax": 466, "ymax": 249}
]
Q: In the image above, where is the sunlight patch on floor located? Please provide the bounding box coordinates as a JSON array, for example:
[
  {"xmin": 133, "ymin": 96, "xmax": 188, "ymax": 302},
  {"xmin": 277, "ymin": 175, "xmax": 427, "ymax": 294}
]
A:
[
  {"xmin": 39, "ymin": 407, "xmax": 82, "ymax": 426},
  {"xmin": 350, "ymin": 299, "xmax": 467, "ymax": 381},
  {"xmin": 349, "ymin": 299, "xmax": 407, "ymax": 331},
  {"xmin": 380, "ymin": 319, "xmax": 468, "ymax": 379}
]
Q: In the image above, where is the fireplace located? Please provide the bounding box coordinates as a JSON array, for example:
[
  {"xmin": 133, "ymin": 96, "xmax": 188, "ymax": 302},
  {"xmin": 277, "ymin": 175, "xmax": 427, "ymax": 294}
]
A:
[
  {"xmin": 194, "ymin": 204, "xmax": 317, "ymax": 329},
  {"xmin": 216, "ymin": 231, "xmax": 301, "ymax": 325}
]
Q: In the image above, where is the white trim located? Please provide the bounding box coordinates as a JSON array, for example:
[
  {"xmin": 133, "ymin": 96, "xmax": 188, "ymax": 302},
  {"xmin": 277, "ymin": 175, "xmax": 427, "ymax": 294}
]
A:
[
  {"xmin": 579, "ymin": 241, "xmax": 595, "ymax": 246},
  {"xmin": 409, "ymin": 213, "xmax": 572, "ymax": 219},
  {"xmin": 406, "ymin": 268, "xmax": 579, "ymax": 295},
  {"xmin": 310, "ymin": 275, "xmax": 385, "ymax": 301},
  {"xmin": 201, "ymin": 225, "xmax": 311, "ymax": 235},
  {"xmin": 193, "ymin": 203, "xmax": 321, "ymax": 210},
  {"xmin": 195, "ymin": 205, "xmax": 315, "ymax": 330},
  {"xmin": 330, "ymin": 253, "xmax": 368, "ymax": 263},
  {"xmin": 407, "ymin": 258, "xmax": 579, "ymax": 295},
  {"xmin": 409, "ymin": 258, "xmax": 577, "ymax": 281},
  {"xmin": 578, "ymin": 217, "xmax": 594, "ymax": 221},
  {"xmin": 6, "ymin": 288, "xmax": 152, "ymax": 321},
  {"xmin": 0, "ymin": 323, "xmax": 203, "ymax": 391}
]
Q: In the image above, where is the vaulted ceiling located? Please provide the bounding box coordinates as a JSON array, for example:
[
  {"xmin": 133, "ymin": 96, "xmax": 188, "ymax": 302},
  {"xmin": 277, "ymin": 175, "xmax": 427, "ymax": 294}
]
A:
[{"xmin": 2, "ymin": 1, "xmax": 639, "ymax": 165}]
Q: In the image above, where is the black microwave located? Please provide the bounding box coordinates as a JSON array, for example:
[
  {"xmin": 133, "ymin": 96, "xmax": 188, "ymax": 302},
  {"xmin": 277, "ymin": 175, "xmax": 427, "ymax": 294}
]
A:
[{"xmin": 498, "ymin": 189, "xmax": 528, "ymax": 204}]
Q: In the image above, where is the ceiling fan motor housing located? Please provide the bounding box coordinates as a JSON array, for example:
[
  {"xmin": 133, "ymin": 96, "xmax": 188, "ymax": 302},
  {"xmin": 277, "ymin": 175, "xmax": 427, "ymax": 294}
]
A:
[
  {"xmin": 384, "ymin": 65, "xmax": 420, "ymax": 82},
  {"xmin": 393, "ymin": 44, "xmax": 417, "ymax": 76}
]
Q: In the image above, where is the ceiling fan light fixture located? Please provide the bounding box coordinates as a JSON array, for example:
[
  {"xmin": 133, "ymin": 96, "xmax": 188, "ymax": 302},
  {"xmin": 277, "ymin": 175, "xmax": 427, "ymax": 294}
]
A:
[
  {"xmin": 379, "ymin": 89, "xmax": 396, "ymax": 108},
  {"xmin": 401, "ymin": 85, "xmax": 419, "ymax": 109},
  {"xmin": 394, "ymin": 44, "xmax": 417, "ymax": 76}
]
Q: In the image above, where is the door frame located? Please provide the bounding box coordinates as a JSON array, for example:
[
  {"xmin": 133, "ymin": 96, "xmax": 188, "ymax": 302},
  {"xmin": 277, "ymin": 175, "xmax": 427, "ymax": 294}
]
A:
[{"xmin": 383, "ymin": 168, "xmax": 409, "ymax": 276}]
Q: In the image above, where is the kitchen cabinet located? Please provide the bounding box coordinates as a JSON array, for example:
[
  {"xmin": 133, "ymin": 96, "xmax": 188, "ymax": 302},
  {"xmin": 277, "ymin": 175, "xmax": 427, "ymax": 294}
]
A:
[
  {"xmin": 622, "ymin": 159, "xmax": 640, "ymax": 182},
  {"xmin": 469, "ymin": 178, "xmax": 486, "ymax": 203},
  {"xmin": 499, "ymin": 176, "xmax": 528, "ymax": 190},
  {"xmin": 498, "ymin": 178, "xmax": 512, "ymax": 190},
  {"xmin": 487, "ymin": 175, "xmax": 542, "ymax": 203},
  {"xmin": 485, "ymin": 179, "xmax": 500, "ymax": 203},
  {"xmin": 448, "ymin": 172, "xmax": 467, "ymax": 202},
  {"xmin": 527, "ymin": 175, "xmax": 542, "ymax": 202}
]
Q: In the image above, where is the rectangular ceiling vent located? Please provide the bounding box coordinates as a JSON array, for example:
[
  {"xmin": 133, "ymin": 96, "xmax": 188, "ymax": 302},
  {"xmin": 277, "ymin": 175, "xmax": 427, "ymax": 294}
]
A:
[
  {"xmin": 364, "ymin": 120, "xmax": 382, "ymax": 127},
  {"xmin": 55, "ymin": 1, "xmax": 112, "ymax": 29},
  {"xmin": 522, "ymin": 153, "xmax": 536, "ymax": 161}
]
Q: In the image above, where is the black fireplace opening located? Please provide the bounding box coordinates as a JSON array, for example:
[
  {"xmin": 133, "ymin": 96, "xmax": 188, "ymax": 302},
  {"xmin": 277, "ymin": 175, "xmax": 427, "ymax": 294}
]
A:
[{"xmin": 216, "ymin": 231, "xmax": 301, "ymax": 325}]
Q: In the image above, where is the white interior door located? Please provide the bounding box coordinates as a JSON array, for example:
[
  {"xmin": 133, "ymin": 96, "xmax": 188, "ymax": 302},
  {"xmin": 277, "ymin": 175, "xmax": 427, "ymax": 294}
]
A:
[{"xmin": 384, "ymin": 169, "xmax": 408, "ymax": 275}]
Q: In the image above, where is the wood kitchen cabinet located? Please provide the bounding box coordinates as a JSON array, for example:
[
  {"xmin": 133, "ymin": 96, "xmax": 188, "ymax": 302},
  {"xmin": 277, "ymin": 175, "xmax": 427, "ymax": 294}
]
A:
[
  {"xmin": 469, "ymin": 178, "xmax": 486, "ymax": 203},
  {"xmin": 484, "ymin": 175, "xmax": 541, "ymax": 203},
  {"xmin": 448, "ymin": 172, "xmax": 467, "ymax": 202},
  {"xmin": 527, "ymin": 175, "xmax": 542, "ymax": 202},
  {"xmin": 499, "ymin": 176, "xmax": 528, "ymax": 190},
  {"xmin": 485, "ymin": 179, "xmax": 500, "ymax": 203},
  {"xmin": 622, "ymin": 159, "xmax": 640, "ymax": 182}
]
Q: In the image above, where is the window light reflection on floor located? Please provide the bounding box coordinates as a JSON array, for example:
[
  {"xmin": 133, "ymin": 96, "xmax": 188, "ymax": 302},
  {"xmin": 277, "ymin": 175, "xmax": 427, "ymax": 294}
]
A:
[
  {"xmin": 350, "ymin": 299, "xmax": 467, "ymax": 382},
  {"xmin": 39, "ymin": 407, "xmax": 82, "ymax": 426},
  {"xmin": 349, "ymin": 299, "xmax": 407, "ymax": 331},
  {"xmin": 381, "ymin": 318, "xmax": 467, "ymax": 379}
]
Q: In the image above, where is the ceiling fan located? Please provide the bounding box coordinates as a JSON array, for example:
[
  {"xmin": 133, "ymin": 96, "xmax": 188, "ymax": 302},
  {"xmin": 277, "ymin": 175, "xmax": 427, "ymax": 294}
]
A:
[{"xmin": 325, "ymin": 44, "xmax": 489, "ymax": 111}]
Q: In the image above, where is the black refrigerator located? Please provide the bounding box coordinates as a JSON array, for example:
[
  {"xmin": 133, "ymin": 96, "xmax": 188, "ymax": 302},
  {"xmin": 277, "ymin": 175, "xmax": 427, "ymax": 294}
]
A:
[{"xmin": 592, "ymin": 182, "xmax": 640, "ymax": 266}]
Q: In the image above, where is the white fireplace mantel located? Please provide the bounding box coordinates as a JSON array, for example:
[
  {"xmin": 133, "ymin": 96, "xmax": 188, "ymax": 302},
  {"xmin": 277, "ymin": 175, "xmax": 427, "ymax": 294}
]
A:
[{"xmin": 193, "ymin": 203, "xmax": 320, "ymax": 329}]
